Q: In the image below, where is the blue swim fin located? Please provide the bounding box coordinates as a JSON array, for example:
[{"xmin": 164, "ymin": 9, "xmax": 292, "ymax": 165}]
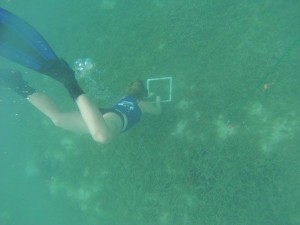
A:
[
  {"xmin": 0, "ymin": 8, "xmax": 83, "ymax": 100},
  {"xmin": 0, "ymin": 7, "xmax": 58, "ymax": 72},
  {"xmin": 0, "ymin": 69, "xmax": 36, "ymax": 97}
]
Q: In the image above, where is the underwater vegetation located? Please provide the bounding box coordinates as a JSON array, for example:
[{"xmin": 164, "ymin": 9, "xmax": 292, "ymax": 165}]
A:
[{"xmin": 1, "ymin": 0, "xmax": 300, "ymax": 225}]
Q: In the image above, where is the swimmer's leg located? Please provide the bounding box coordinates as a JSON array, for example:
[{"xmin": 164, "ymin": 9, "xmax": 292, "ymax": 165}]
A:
[
  {"xmin": 29, "ymin": 93, "xmax": 117, "ymax": 140},
  {"xmin": 0, "ymin": 8, "xmax": 116, "ymax": 142},
  {"xmin": 28, "ymin": 93, "xmax": 89, "ymax": 133},
  {"xmin": 0, "ymin": 69, "xmax": 88, "ymax": 133},
  {"xmin": 75, "ymin": 94, "xmax": 114, "ymax": 142}
]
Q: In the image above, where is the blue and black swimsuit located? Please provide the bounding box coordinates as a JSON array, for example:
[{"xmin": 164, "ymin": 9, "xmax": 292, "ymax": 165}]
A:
[{"xmin": 100, "ymin": 95, "xmax": 142, "ymax": 132}]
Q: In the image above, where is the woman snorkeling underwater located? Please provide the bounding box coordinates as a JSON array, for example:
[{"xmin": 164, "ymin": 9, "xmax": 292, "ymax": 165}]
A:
[{"xmin": 0, "ymin": 8, "xmax": 161, "ymax": 143}]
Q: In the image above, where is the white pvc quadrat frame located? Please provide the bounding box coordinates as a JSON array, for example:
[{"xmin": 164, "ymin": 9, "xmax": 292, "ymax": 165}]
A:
[{"xmin": 146, "ymin": 77, "xmax": 173, "ymax": 102}]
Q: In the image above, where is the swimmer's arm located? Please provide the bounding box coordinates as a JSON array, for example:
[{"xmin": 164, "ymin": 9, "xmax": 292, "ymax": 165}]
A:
[{"xmin": 139, "ymin": 96, "xmax": 162, "ymax": 115}]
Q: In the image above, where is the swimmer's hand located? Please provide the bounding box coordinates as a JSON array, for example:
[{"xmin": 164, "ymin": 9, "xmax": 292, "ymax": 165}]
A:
[
  {"xmin": 148, "ymin": 92, "xmax": 160, "ymax": 100},
  {"xmin": 148, "ymin": 92, "xmax": 156, "ymax": 98},
  {"xmin": 140, "ymin": 93, "xmax": 162, "ymax": 115},
  {"xmin": 148, "ymin": 92, "xmax": 161, "ymax": 104},
  {"xmin": 147, "ymin": 92, "xmax": 157, "ymax": 101}
]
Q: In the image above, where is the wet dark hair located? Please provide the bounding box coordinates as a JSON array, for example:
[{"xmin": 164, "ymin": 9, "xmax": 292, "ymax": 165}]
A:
[{"xmin": 126, "ymin": 80, "xmax": 148, "ymax": 100}]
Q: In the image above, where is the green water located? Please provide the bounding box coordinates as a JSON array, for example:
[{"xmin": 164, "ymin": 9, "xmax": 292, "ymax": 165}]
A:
[{"xmin": 1, "ymin": 0, "xmax": 300, "ymax": 225}]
